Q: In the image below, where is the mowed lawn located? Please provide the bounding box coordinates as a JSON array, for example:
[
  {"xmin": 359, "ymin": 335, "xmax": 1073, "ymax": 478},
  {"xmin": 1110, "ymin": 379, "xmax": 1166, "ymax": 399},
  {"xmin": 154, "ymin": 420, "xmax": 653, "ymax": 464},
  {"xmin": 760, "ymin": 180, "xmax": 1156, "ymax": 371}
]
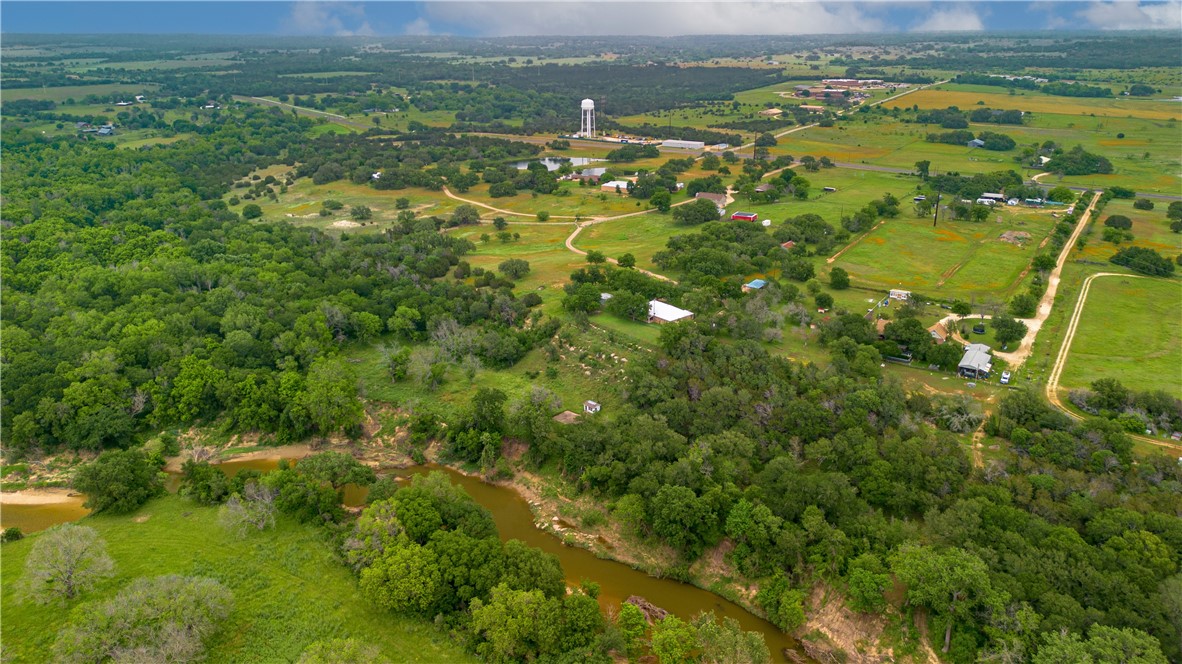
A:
[
  {"xmin": 1059, "ymin": 276, "xmax": 1182, "ymax": 398},
  {"xmin": 834, "ymin": 210, "xmax": 1055, "ymax": 302},
  {"xmin": 0, "ymin": 496, "xmax": 473, "ymax": 663}
]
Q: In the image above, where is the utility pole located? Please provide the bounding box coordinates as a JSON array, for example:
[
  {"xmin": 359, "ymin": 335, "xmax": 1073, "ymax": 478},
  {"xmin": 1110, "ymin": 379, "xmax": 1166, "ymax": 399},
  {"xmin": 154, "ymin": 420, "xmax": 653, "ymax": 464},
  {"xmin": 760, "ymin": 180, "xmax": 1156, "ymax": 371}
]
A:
[{"xmin": 932, "ymin": 191, "xmax": 941, "ymax": 228}]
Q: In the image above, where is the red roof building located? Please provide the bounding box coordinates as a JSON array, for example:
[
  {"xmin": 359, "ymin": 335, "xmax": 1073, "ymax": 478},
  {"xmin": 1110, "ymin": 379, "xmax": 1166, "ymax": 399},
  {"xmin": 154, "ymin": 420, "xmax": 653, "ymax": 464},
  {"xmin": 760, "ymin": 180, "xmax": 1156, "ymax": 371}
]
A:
[{"xmin": 731, "ymin": 212, "xmax": 758, "ymax": 222}]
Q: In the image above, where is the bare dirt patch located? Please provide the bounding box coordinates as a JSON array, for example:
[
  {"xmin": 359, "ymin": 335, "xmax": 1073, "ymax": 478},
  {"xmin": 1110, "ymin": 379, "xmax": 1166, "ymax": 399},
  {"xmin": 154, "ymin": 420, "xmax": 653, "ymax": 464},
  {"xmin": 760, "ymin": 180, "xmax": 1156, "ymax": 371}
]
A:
[
  {"xmin": 331, "ymin": 219, "xmax": 360, "ymax": 228},
  {"xmin": 998, "ymin": 230, "xmax": 1032, "ymax": 246}
]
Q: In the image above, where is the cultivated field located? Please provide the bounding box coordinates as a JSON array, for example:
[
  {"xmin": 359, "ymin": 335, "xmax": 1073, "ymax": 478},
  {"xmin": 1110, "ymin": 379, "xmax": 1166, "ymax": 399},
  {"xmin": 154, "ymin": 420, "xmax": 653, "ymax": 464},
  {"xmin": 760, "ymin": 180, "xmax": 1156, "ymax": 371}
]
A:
[{"xmin": 895, "ymin": 87, "xmax": 1182, "ymax": 121}]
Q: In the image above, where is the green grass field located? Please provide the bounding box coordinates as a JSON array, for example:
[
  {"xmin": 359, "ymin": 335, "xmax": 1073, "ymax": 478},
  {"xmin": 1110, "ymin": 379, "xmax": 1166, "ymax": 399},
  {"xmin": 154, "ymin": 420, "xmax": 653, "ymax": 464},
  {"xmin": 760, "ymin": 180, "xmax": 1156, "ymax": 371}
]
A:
[
  {"xmin": 1076, "ymin": 199, "xmax": 1182, "ymax": 263},
  {"xmin": 0, "ymin": 83, "xmax": 159, "ymax": 102},
  {"xmin": 0, "ymin": 495, "xmax": 473, "ymax": 663},
  {"xmin": 898, "ymin": 86, "xmax": 1182, "ymax": 121},
  {"xmin": 1059, "ymin": 276, "xmax": 1182, "ymax": 398},
  {"xmin": 833, "ymin": 208, "xmax": 1055, "ymax": 303}
]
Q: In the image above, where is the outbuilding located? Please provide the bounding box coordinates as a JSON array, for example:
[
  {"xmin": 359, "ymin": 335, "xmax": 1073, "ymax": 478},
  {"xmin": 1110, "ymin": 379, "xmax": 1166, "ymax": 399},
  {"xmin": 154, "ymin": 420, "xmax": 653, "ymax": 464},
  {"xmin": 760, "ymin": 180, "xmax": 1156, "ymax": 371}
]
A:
[
  {"xmin": 662, "ymin": 139, "xmax": 706, "ymax": 150},
  {"xmin": 742, "ymin": 279, "xmax": 768, "ymax": 293},
  {"xmin": 731, "ymin": 212, "xmax": 758, "ymax": 222},
  {"xmin": 601, "ymin": 180, "xmax": 631, "ymax": 192},
  {"xmin": 967, "ymin": 139, "xmax": 986, "ymax": 148},
  {"xmin": 583, "ymin": 400, "xmax": 601, "ymax": 414},
  {"xmin": 648, "ymin": 300, "xmax": 694, "ymax": 324}
]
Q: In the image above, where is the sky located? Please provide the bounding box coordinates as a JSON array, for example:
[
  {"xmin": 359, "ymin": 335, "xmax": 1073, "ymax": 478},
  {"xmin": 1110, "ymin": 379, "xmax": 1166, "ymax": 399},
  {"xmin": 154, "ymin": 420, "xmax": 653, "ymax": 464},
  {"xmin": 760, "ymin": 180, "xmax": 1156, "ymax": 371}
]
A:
[{"xmin": 3, "ymin": 1, "xmax": 1180, "ymax": 36}]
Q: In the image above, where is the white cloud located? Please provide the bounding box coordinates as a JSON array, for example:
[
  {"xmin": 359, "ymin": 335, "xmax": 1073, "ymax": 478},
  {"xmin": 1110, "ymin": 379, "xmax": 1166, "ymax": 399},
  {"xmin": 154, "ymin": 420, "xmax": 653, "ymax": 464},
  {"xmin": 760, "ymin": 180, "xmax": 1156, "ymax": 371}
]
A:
[
  {"xmin": 282, "ymin": 2, "xmax": 375, "ymax": 36},
  {"xmin": 422, "ymin": 1, "xmax": 888, "ymax": 37},
  {"xmin": 1078, "ymin": 1, "xmax": 1182, "ymax": 30},
  {"xmin": 403, "ymin": 17, "xmax": 433, "ymax": 35},
  {"xmin": 910, "ymin": 6, "xmax": 984, "ymax": 31}
]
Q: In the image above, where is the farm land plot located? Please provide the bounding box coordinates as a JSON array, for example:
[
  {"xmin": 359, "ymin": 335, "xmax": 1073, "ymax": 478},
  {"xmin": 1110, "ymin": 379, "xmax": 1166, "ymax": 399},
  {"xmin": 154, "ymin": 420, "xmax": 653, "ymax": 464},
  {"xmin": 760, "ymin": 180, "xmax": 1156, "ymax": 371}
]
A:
[
  {"xmin": 833, "ymin": 210, "xmax": 1056, "ymax": 303},
  {"xmin": 773, "ymin": 120, "xmax": 1018, "ymax": 175},
  {"xmin": 1059, "ymin": 276, "xmax": 1182, "ymax": 398},
  {"xmin": 897, "ymin": 85, "xmax": 1182, "ymax": 121},
  {"xmin": 1076, "ymin": 199, "xmax": 1182, "ymax": 263},
  {"xmin": 0, "ymin": 82, "xmax": 160, "ymax": 102}
]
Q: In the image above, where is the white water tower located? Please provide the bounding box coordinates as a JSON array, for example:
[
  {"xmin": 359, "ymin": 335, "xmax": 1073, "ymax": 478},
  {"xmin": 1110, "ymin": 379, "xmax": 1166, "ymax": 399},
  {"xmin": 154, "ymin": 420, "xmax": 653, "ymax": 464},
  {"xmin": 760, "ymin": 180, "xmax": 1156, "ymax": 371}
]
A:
[{"xmin": 580, "ymin": 98, "xmax": 595, "ymax": 138}]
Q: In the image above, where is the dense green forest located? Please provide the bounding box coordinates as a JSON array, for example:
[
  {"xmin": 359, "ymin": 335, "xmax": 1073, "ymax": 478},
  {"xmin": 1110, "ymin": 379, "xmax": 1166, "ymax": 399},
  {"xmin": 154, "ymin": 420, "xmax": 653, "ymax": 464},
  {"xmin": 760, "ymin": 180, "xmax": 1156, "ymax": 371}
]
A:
[{"xmin": 0, "ymin": 112, "xmax": 558, "ymax": 456}]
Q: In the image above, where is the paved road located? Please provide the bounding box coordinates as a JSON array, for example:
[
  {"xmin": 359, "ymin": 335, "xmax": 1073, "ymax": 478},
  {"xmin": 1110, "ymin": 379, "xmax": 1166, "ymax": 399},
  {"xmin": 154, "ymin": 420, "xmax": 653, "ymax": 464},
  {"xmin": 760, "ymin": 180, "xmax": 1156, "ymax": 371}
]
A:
[
  {"xmin": 1030, "ymin": 172, "xmax": 1181, "ymax": 201},
  {"xmin": 233, "ymin": 96, "xmax": 374, "ymax": 130}
]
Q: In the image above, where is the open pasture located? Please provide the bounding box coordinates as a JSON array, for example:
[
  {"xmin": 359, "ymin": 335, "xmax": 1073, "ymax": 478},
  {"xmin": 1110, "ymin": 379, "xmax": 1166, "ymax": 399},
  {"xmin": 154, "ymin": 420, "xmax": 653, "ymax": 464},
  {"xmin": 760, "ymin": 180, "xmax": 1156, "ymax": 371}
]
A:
[
  {"xmin": 0, "ymin": 82, "xmax": 159, "ymax": 102},
  {"xmin": 1059, "ymin": 276, "xmax": 1182, "ymax": 398},
  {"xmin": 1077, "ymin": 198, "xmax": 1182, "ymax": 262},
  {"xmin": 833, "ymin": 209, "xmax": 1055, "ymax": 303},
  {"xmin": 230, "ymin": 176, "xmax": 465, "ymax": 232},
  {"xmin": 0, "ymin": 496, "xmax": 472, "ymax": 663},
  {"xmin": 458, "ymin": 180, "xmax": 650, "ymax": 219},
  {"xmin": 892, "ymin": 87, "xmax": 1181, "ymax": 121},
  {"xmin": 279, "ymin": 71, "xmax": 378, "ymax": 78},
  {"xmin": 776, "ymin": 120, "xmax": 1018, "ymax": 174}
]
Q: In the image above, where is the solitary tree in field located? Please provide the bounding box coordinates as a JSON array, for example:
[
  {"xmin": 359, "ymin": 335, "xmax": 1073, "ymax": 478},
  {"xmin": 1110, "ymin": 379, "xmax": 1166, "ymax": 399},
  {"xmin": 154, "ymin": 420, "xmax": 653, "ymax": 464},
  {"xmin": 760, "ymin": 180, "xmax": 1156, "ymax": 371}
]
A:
[
  {"xmin": 219, "ymin": 482, "xmax": 277, "ymax": 537},
  {"xmin": 20, "ymin": 524, "xmax": 114, "ymax": 603},
  {"xmin": 829, "ymin": 267, "xmax": 850, "ymax": 290}
]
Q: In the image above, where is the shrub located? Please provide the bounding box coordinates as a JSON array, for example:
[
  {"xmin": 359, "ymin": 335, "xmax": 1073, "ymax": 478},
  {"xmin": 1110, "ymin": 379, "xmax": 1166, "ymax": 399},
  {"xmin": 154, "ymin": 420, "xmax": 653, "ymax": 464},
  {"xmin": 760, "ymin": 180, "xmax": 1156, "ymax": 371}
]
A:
[
  {"xmin": 1133, "ymin": 198, "xmax": 1155, "ymax": 210},
  {"xmin": 1104, "ymin": 215, "xmax": 1133, "ymax": 230}
]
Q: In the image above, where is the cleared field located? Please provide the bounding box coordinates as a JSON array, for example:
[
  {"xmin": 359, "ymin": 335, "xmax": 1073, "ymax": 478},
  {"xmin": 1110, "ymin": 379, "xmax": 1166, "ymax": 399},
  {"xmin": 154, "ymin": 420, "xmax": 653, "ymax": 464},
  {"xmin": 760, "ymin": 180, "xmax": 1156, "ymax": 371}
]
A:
[
  {"xmin": 457, "ymin": 180, "xmax": 646, "ymax": 219},
  {"xmin": 834, "ymin": 209, "xmax": 1055, "ymax": 303},
  {"xmin": 577, "ymin": 167, "xmax": 922, "ymax": 272},
  {"xmin": 279, "ymin": 71, "xmax": 378, "ymax": 78},
  {"xmin": 1077, "ymin": 199, "xmax": 1182, "ymax": 263},
  {"xmin": 1, "ymin": 83, "xmax": 159, "ymax": 102},
  {"xmin": 1059, "ymin": 276, "xmax": 1182, "ymax": 398},
  {"xmin": 448, "ymin": 223, "xmax": 582, "ymax": 297},
  {"xmin": 0, "ymin": 495, "xmax": 472, "ymax": 663},
  {"xmin": 895, "ymin": 88, "xmax": 1181, "ymax": 121},
  {"xmin": 70, "ymin": 58, "xmax": 238, "ymax": 71},
  {"xmin": 229, "ymin": 175, "xmax": 465, "ymax": 232}
]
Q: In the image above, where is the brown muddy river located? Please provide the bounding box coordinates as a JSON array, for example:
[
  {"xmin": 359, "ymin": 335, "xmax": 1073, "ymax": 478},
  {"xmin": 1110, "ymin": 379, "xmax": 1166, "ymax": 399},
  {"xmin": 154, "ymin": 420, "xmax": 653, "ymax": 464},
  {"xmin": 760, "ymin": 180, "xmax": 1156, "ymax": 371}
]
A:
[{"xmin": 1, "ymin": 458, "xmax": 800, "ymax": 660}]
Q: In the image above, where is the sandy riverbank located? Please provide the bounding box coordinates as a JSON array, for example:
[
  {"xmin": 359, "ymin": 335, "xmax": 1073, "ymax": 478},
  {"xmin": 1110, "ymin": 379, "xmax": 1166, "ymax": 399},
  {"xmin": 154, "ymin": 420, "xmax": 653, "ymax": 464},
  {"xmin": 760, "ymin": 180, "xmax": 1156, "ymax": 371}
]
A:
[
  {"xmin": 0, "ymin": 487, "xmax": 82, "ymax": 506},
  {"xmin": 163, "ymin": 444, "xmax": 313, "ymax": 473}
]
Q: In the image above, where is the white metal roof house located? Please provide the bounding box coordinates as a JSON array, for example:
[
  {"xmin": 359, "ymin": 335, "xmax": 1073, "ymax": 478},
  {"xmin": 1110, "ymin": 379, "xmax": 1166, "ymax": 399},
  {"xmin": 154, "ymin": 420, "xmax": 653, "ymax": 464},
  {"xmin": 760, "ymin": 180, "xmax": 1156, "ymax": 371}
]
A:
[
  {"xmin": 958, "ymin": 344, "xmax": 993, "ymax": 379},
  {"xmin": 648, "ymin": 300, "xmax": 694, "ymax": 324}
]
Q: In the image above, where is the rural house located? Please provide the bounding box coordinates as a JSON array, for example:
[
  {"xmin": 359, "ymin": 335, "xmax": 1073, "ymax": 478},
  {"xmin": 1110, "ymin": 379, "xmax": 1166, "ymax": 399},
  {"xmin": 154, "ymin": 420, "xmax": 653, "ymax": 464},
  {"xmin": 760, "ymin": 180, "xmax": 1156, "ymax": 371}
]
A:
[
  {"xmin": 742, "ymin": 279, "xmax": 768, "ymax": 293},
  {"xmin": 958, "ymin": 343, "xmax": 993, "ymax": 379}
]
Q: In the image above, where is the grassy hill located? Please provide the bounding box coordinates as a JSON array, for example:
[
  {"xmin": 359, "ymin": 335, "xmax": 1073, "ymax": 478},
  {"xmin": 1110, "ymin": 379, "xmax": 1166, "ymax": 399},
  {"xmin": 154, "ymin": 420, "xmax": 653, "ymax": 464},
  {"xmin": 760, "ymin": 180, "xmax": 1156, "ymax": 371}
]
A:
[{"xmin": 0, "ymin": 495, "xmax": 473, "ymax": 663}]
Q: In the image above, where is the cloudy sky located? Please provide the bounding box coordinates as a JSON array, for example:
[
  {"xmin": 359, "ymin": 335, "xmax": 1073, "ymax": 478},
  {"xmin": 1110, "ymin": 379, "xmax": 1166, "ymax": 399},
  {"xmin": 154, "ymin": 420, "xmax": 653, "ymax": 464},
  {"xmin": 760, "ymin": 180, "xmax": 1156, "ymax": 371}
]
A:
[{"xmin": 4, "ymin": 1, "xmax": 1180, "ymax": 36}]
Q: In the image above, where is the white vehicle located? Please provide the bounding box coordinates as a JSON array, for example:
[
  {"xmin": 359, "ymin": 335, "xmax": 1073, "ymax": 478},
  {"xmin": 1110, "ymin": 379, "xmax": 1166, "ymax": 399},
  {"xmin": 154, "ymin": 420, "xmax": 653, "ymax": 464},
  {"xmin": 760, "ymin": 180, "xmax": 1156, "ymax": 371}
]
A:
[{"xmin": 1000, "ymin": 371, "xmax": 1012, "ymax": 385}]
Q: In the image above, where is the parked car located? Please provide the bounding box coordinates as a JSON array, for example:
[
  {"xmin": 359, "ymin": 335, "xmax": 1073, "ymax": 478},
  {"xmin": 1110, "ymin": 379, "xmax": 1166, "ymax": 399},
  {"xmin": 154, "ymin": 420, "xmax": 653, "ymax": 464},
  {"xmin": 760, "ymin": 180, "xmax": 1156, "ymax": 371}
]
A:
[
  {"xmin": 973, "ymin": 324, "xmax": 987, "ymax": 335},
  {"xmin": 1000, "ymin": 371, "xmax": 1012, "ymax": 385}
]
